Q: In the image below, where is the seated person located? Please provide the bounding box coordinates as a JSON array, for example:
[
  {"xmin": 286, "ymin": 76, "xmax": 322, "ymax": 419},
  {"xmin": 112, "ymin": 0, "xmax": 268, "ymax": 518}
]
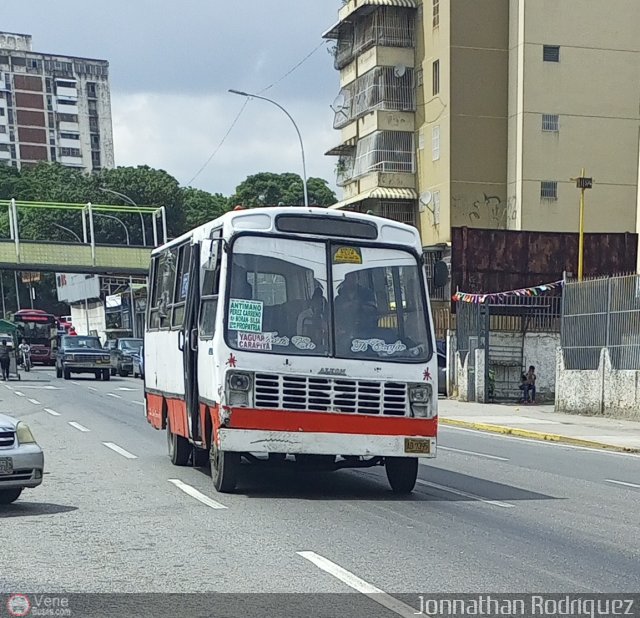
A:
[
  {"xmin": 296, "ymin": 286, "xmax": 328, "ymax": 350},
  {"xmin": 334, "ymin": 273, "xmax": 379, "ymax": 349}
]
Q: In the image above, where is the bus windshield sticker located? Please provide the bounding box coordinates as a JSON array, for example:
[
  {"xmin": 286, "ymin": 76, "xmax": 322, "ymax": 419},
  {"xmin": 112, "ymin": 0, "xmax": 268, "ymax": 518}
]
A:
[
  {"xmin": 228, "ymin": 299, "xmax": 263, "ymax": 333},
  {"xmin": 238, "ymin": 332, "xmax": 272, "ymax": 351},
  {"xmin": 292, "ymin": 336, "xmax": 316, "ymax": 351},
  {"xmin": 351, "ymin": 339, "xmax": 407, "ymax": 355},
  {"xmin": 332, "ymin": 246, "xmax": 362, "ymax": 265},
  {"xmin": 266, "ymin": 333, "xmax": 290, "ymax": 347}
]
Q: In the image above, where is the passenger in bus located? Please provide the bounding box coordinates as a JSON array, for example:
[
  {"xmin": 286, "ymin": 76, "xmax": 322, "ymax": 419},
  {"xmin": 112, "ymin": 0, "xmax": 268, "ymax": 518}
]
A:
[
  {"xmin": 334, "ymin": 273, "xmax": 379, "ymax": 348},
  {"xmin": 296, "ymin": 286, "xmax": 328, "ymax": 351}
]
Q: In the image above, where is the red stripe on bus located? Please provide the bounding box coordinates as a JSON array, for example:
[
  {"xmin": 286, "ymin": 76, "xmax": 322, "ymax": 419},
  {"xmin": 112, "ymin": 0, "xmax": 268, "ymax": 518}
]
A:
[
  {"xmin": 228, "ymin": 408, "xmax": 437, "ymax": 437},
  {"xmin": 167, "ymin": 398, "xmax": 188, "ymax": 439}
]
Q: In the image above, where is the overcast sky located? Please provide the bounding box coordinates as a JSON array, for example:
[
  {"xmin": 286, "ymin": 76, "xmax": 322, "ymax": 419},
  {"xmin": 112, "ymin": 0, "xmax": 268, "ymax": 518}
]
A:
[{"xmin": 5, "ymin": 1, "xmax": 342, "ymax": 196}]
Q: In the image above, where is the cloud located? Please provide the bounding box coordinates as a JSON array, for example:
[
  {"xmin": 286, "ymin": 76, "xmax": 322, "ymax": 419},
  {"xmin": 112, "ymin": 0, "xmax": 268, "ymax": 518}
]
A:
[{"xmin": 112, "ymin": 91, "xmax": 338, "ymax": 196}]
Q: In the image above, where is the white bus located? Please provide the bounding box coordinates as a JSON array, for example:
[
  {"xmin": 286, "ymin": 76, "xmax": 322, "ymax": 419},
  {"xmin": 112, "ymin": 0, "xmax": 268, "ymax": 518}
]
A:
[{"xmin": 144, "ymin": 207, "xmax": 438, "ymax": 493}]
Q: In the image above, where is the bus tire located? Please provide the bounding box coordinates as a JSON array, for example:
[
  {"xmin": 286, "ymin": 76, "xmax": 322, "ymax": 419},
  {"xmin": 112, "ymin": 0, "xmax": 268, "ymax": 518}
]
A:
[
  {"xmin": 193, "ymin": 447, "xmax": 209, "ymax": 468},
  {"xmin": 211, "ymin": 438, "xmax": 240, "ymax": 493},
  {"xmin": 385, "ymin": 457, "xmax": 418, "ymax": 495},
  {"xmin": 167, "ymin": 416, "xmax": 190, "ymax": 466}
]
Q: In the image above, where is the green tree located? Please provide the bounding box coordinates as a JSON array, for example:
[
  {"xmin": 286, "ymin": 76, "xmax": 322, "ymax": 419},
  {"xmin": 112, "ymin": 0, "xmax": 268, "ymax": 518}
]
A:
[
  {"xmin": 182, "ymin": 187, "xmax": 229, "ymax": 230},
  {"xmin": 96, "ymin": 165, "xmax": 186, "ymax": 242},
  {"xmin": 232, "ymin": 172, "xmax": 336, "ymax": 208}
]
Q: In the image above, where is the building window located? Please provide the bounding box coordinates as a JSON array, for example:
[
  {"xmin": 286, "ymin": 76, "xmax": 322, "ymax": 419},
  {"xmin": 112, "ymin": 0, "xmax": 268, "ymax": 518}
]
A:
[
  {"xmin": 433, "ymin": 0, "xmax": 440, "ymax": 28},
  {"xmin": 542, "ymin": 113, "xmax": 559, "ymax": 132},
  {"xmin": 432, "ymin": 60, "xmax": 440, "ymax": 96},
  {"xmin": 540, "ymin": 181, "xmax": 558, "ymax": 200},
  {"xmin": 60, "ymin": 132, "xmax": 80, "ymax": 140},
  {"xmin": 50, "ymin": 147, "xmax": 56, "ymax": 161},
  {"xmin": 543, "ymin": 45, "xmax": 560, "ymax": 62},
  {"xmin": 352, "ymin": 131, "xmax": 415, "ymax": 177},
  {"xmin": 91, "ymin": 151, "xmax": 101, "ymax": 169},
  {"xmin": 0, "ymin": 108, "xmax": 4, "ymax": 116},
  {"xmin": 88, "ymin": 100, "xmax": 98, "ymax": 114},
  {"xmin": 432, "ymin": 125, "xmax": 440, "ymax": 161},
  {"xmin": 86, "ymin": 82, "xmax": 97, "ymax": 98},
  {"xmin": 60, "ymin": 147, "xmax": 81, "ymax": 157},
  {"xmin": 0, "ymin": 126, "xmax": 6, "ymax": 134}
]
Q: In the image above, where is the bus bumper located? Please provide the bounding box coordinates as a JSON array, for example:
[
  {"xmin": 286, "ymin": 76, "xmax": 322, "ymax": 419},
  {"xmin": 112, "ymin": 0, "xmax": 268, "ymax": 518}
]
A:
[{"xmin": 218, "ymin": 429, "xmax": 436, "ymax": 458}]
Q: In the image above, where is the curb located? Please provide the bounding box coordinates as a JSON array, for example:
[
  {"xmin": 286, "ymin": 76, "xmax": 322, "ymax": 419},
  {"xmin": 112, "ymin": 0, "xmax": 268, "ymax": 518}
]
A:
[{"xmin": 439, "ymin": 418, "xmax": 640, "ymax": 455}]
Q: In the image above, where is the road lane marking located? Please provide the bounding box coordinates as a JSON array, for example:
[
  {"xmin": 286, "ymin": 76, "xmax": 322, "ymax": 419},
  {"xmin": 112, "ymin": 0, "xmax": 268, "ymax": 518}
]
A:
[
  {"xmin": 14, "ymin": 391, "xmax": 25, "ymax": 397},
  {"xmin": 103, "ymin": 442, "xmax": 138, "ymax": 459},
  {"xmin": 606, "ymin": 479, "xmax": 640, "ymax": 489},
  {"xmin": 132, "ymin": 401, "xmax": 145, "ymax": 406},
  {"xmin": 438, "ymin": 446, "xmax": 509, "ymax": 461},
  {"xmin": 416, "ymin": 479, "xmax": 515, "ymax": 508},
  {"xmin": 297, "ymin": 551, "xmax": 418, "ymax": 618},
  {"xmin": 68, "ymin": 422, "xmax": 90, "ymax": 432},
  {"xmin": 4, "ymin": 384, "xmax": 13, "ymax": 390},
  {"xmin": 44, "ymin": 408, "xmax": 61, "ymax": 417},
  {"xmin": 168, "ymin": 479, "xmax": 227, "ymax": 510},
  {"xmin": 88, "ymin": 386, "xmax": 98, "ymax": 391},
  {"xmin": 117, "ymin": 387, "xmax": 138, "ymax": 392},
  {"xmin": 107, "ymin": 393, "xmax": 122, "ymax": 399},
  {"xmin": 28, "ymin": 398, "xmax": 41, "ymax": 405},
  {"xmin": 71, "ymin": 381, "xmax": 82, "ymax": 386}
]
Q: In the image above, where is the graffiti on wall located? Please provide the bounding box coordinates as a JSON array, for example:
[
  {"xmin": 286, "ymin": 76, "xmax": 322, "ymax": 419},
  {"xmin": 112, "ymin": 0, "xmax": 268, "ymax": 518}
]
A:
[{"xmin": 452, "ymin": 192, "xmax": 509, "ymax": 229}]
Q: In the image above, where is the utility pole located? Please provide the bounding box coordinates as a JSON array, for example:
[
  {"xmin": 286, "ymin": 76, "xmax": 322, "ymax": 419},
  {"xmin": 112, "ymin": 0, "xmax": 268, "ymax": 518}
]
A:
[
  {"xmin": 571, "ymin": 169, "xmax": 593, "ymax": 282},
  {"xmin": 0, "ymin": 272, "xmax": 5, "ymax": 318}
]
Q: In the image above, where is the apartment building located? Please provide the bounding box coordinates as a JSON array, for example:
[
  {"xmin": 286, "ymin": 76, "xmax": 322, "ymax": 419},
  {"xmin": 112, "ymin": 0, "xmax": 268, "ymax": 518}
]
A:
[
  {"xmin": 0, "ymin": 31, "xmax": 114, "ymax": 172},
  {"xmin": 324, "ymin": 0, "xmax": 640, "ymax": 248}
]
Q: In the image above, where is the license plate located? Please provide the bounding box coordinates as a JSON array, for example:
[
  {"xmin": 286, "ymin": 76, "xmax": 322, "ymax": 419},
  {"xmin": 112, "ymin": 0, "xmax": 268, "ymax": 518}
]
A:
[
  {"xmin": 0, "ymin": 457, "xmax": 13, "ymax": 475},
  {"xmin": 404, "ymin": 438, "xmax": 431, "ymax": 454}
]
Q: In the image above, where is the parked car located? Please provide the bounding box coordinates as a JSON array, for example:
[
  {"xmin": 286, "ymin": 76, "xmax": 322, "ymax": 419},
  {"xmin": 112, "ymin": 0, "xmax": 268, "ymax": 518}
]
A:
[
  {"xmin": 104, "ymin": 340, "xmax": 117, "ymax": 351},
  {"xmin": 0, "ymin": 414, "xmax": 44, "ymax": 504},
  {"xmin": 110, "ymin": 338, "xmax": 143, "ymax": 377},
  {"xmin": 133, "ymin": 345, "xmax": 144, "ymax": 379},
  {"xmin": 56, "ymin": 335, "xmax": 112, "ymax": 381}
]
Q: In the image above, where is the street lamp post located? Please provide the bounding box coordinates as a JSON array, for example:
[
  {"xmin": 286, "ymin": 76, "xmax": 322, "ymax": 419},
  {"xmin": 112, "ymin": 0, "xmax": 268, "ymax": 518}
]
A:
[
  {"xmin": 52, "ymin": 223, "xmax": 89, "ymax": 333},
  {"xmin": 94, "ymin": 213, "xmax": 136, "ymax": 337},
  {"xmin": 228, "ymin": 89, "xmax": 309, "ymax": 208},
  {"xmin": 99, "ymin": 187, "xmax": 146, "ymax": 246}
]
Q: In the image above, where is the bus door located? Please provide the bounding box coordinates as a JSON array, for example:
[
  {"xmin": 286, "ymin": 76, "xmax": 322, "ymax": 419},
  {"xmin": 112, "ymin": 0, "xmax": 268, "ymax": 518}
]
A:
[{"xmin": 179, "ymin": 241, "xmax": 201, "ymax": 444}]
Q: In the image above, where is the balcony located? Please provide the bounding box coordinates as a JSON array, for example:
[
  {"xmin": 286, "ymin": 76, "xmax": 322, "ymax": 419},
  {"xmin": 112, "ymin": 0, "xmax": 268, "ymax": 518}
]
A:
[
  {"xmin": 326, "ymin": 5, "xmax": 416, "ymax": 70},
  {"xmin": 333, "ymin": 66, "xmax": 415, "ymax": 129}
]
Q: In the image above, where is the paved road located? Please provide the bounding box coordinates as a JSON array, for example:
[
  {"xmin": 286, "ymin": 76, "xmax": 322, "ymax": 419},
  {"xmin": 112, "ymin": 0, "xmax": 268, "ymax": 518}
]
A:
[{"xmin": 1, "ymin": 368, "xmax": 639, "ymax": 605}]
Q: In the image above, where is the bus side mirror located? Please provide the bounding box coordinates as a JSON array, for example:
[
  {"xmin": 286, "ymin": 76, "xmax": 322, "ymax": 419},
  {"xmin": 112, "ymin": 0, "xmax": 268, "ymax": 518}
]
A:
[{"xmin": 433, "ymin": 260, "xmax": 449, "ymax": 289}]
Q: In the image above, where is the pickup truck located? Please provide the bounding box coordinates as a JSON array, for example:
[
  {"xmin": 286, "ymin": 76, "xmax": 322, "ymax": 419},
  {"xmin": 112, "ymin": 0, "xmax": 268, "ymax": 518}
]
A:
[
  {"xmin": 56, "ymin": 335, "xmax": 112, "ymax": 381},
  {"xmin": 110, "ymin": 338, "xmax": 143, "ymax": 377}
]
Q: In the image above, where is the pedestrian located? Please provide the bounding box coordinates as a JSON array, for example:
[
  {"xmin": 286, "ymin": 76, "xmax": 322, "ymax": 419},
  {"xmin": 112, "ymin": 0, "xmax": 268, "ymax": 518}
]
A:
[
  {"xmin": 0, "ymin": 340, "xmax": 11, "ymax": 381},
  {"xmin": 524, "ymin": 365, "xmax": 536, "ymax": 404}
]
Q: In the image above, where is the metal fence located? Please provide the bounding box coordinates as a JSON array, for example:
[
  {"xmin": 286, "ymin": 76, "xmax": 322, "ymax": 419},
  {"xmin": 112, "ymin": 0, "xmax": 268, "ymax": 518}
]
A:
[{"xmin": 562, "ymin": 274, "xmax": 640, "ymax": 370}]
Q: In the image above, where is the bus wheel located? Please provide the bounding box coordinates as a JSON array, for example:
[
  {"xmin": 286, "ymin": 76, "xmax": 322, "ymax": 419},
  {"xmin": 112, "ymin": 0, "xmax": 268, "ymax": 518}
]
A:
[
  {"xmin": 211, "ymin": 437, "xmax": 240, "ymax": 493},
  {"xmin": 167, "ymin": 416, "xmax": 190, "ymax": 466},
  {"xmin": 385, "ymin": 457, "xmax": 418, "ymax": 495}
]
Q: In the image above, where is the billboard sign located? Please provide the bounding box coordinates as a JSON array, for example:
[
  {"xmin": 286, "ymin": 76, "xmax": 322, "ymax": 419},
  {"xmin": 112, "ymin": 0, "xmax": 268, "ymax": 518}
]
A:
[{"xmin": 56, "ymin": 273, "xmax": 101, "ymax": 304}]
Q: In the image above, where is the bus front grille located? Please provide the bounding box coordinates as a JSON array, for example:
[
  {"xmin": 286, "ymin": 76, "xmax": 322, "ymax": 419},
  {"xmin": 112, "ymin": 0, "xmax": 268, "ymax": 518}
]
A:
[{"xmin": 254, "ymin": 374, "xmax": 407, "ymax": 416}]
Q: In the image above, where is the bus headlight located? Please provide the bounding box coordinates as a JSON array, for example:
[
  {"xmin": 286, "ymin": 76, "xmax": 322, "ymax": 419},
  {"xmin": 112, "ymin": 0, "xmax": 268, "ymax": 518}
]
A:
[
  {"xmin": 228, "ymin": 372, "xmax": 251, "ymax": 392},
  {"xmin": 409, "ymin": 384, "xmax": 434, "ymax": 418},
  {"xmin": 226, "ymin": 372, "xmax": 252, "ymax": 407}
]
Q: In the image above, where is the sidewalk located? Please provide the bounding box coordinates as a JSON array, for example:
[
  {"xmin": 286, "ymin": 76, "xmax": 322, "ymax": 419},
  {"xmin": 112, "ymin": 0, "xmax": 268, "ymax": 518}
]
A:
[{"xmin": 438, "ymin": 399, "xmax": 640, "ymax": 453}]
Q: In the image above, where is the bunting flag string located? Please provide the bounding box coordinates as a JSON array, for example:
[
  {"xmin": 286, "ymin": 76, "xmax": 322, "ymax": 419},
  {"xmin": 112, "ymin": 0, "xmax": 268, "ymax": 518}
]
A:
[{"xmin": 452, "ymin": 280, "xmax": 564, "ymax": 304}]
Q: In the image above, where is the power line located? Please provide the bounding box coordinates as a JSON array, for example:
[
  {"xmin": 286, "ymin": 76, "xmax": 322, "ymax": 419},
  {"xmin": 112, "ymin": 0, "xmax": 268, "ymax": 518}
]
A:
[
  {"xmin": 185, "ymin": 41, "xmax": 328, "ymax": 186},
  {"xmin": 185, "ymin": 99, "xmax": 249, "ymax": 186}
]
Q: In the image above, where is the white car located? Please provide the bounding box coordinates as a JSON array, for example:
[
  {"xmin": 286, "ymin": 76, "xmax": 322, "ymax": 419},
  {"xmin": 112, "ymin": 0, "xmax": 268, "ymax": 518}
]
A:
[{"xmin": 0, "ymin": 414, "xmax": 44, "ymax": 504}]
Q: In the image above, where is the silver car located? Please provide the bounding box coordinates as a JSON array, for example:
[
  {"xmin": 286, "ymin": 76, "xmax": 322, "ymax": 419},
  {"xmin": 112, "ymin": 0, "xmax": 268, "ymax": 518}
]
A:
[{"xmin": 0, "ymin": 414, "xmax": 44, "ymax": 504}]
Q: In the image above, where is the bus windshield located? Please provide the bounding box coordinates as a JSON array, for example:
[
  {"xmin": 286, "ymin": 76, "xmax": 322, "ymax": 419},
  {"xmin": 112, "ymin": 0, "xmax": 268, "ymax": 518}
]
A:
[
  {"xmin": 15, "ymin": 316, "xmax": 56, "ymax": 345},
  {"xmin": 225, "ymin": 236, "xmax": 431, "ymax": 362}
]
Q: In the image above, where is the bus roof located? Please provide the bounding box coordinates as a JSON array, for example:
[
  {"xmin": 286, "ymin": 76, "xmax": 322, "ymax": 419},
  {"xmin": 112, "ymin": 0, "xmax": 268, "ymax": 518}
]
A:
[{"xmin": 152, "ymin": 207, "xmax": 421, "ymax": 255}]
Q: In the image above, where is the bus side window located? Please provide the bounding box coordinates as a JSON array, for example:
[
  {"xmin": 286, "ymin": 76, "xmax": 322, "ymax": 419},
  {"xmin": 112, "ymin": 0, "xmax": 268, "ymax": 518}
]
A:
[
  {"xmin": 199, "ymin": 229, "xmax": 222, "ymax": 339},
  {"xmin": 149, "ymin": 248, "xmax": 177, "ymax": 330}
]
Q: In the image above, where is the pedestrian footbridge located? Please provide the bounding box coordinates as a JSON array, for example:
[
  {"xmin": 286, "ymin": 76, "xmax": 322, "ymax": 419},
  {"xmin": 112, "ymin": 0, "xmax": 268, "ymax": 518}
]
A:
[{"xmin": 0, "ymin": 199, "xmax": 167, "ymax": 276}]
